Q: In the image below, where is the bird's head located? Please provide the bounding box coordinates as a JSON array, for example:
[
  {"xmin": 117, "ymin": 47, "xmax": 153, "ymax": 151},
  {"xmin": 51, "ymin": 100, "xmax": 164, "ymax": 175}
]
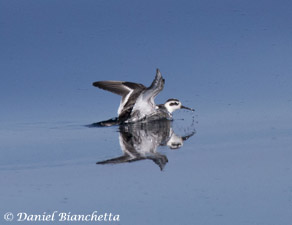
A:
[{"xmin": 164, "ymin": 99, "xmax": 194, "ymax": 114}]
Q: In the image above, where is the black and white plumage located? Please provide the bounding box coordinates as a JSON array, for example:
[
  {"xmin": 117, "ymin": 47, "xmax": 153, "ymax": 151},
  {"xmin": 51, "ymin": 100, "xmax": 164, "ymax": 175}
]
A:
[
  {"xmin": 92, "ymin": 69, "xmax": 194, "ymax": 126},
  {"xmin": 97, "ymin": 119, "xmax": 196, "ymax": 170}
]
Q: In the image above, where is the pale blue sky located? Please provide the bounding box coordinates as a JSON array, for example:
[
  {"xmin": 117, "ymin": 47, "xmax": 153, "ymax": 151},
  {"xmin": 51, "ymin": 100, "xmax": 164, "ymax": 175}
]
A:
[{"xmin": 1, "ymin": 0, "xmax": 292, "ymax": 123}]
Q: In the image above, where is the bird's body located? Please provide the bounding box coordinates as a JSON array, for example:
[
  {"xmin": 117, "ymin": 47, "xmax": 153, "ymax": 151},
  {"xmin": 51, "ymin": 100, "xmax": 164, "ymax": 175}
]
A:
[{"xmin": 92, "ymin": 69, "xmax": 194, "ymax": 126}]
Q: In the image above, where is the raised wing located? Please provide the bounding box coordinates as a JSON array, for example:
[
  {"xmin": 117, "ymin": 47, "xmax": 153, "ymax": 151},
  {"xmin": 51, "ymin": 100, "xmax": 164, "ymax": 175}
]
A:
[
  {"xmin": 141, "ymin": 69, "xmax": 165, "ymax": 103},
  {"xmin": 93, "ymin": 81, "xmax": 145, "ymax": 96},
  {"xmin": 129, "ymin": 69, "xmax": 165, "ymax": 120},
  {"xmin": 93, "ymin": 80, "xmax": 146, "ymax": 118}
]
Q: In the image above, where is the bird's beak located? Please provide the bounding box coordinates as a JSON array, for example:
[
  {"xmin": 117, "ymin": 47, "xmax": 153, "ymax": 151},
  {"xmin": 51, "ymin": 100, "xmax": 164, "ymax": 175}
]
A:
[{"xmin": 181, "ymin": 105, "xmax": 195, "ymax": 111}]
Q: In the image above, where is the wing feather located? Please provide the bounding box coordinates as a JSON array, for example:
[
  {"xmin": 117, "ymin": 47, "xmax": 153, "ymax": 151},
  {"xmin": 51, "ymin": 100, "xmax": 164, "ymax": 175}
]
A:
[{"xmin": 93, "ymin": 81, "xmax": 145, "ymax": 97}]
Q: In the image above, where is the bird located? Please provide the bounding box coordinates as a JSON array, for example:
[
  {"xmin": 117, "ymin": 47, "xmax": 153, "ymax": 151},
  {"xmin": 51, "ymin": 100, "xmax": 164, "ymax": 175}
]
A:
[{"xmin": 91, "ymin": 69, "xmax": 194, "ymax": 126}]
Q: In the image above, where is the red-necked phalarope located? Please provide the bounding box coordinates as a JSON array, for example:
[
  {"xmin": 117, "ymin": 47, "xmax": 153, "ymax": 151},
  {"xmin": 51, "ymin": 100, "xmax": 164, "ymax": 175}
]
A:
[{"xmin": 92, "ymin": 69, "xmax": 194, "ymax": 126}]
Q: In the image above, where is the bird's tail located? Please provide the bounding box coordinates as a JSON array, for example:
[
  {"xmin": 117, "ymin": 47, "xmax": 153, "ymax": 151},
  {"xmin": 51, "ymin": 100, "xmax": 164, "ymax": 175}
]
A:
[{"xmin": 87, "ymin": 117, "xmax": 120, "ymax": 127}]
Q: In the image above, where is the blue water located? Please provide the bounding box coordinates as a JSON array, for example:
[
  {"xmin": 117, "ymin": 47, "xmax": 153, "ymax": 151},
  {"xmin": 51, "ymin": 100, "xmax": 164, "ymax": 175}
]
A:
[{"xmin": 1, "ymin": 0, "xmax": 292, "ymax": 224}]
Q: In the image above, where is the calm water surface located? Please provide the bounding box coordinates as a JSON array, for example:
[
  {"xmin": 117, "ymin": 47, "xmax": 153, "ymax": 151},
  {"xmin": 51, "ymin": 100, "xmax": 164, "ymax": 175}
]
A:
[{"xmin": 1, "ymin": 103, "xmax": 292, "ymax": 225}]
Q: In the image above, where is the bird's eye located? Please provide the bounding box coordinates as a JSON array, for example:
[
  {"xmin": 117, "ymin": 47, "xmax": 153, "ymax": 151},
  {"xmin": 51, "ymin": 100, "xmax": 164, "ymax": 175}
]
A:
[{"xmin": 170, "ymin": 102, "xmax": 179, "ymax": 106}]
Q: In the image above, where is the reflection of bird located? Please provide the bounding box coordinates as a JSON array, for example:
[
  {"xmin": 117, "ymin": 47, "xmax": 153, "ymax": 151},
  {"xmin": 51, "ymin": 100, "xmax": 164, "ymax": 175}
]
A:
[
  {"xmin": 92, "ymin": 69, "xmax": 194, "ymax": 126},
  {"xmin": 96, "ymin": 120, "xmax": 195, "ymax": 170}
]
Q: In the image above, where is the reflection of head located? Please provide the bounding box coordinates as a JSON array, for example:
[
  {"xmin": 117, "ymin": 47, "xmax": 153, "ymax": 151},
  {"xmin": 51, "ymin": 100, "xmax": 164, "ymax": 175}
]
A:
[{"xmin": 167, "ymin": 133, "xmax": 183, "ymax": 149}]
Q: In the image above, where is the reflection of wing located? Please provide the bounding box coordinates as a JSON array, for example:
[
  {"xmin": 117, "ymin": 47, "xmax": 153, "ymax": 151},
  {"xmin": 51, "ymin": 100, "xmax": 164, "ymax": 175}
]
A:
[
  {"xmin": 96, "ymin": 119, "xmax": 195, "ymax": 170},
  {"xmin": 97, "ymin": 155, "xmax": 134, "ymax": 164},
  {"xmin": 97, "ymin": 129, "xmax": 168, "ymax": 170},
  {"xmin": 97, "ymin": 153, "xmax": 168, "ymax": 171},
  {"xmin": 148, "ymin": 154, "xmax": 168, "ymax": 171},
  {"xmin": 96, "ymin": 120, "xmax": 171, "ymax": 170}
]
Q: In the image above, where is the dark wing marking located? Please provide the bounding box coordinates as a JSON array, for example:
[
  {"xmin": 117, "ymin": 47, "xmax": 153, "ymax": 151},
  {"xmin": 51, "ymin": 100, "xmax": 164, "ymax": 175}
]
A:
[
  {"xmin": 97, "ymin": 155, "xmax": 135, "ymax": 165},
  {"xmin": 87, "ymin": 117, "xmax": 120, "ymax": 127},
  {"xmin": 93, "ymin": 81, "xmax": 130, "ymax": 96},
  {"xmin": 118, "ymin": 89, "xmax": 145, "ymax": 122},
  {"xmin": 93, "ymin": 81, "xmax": 145, "ymax": 97}
]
